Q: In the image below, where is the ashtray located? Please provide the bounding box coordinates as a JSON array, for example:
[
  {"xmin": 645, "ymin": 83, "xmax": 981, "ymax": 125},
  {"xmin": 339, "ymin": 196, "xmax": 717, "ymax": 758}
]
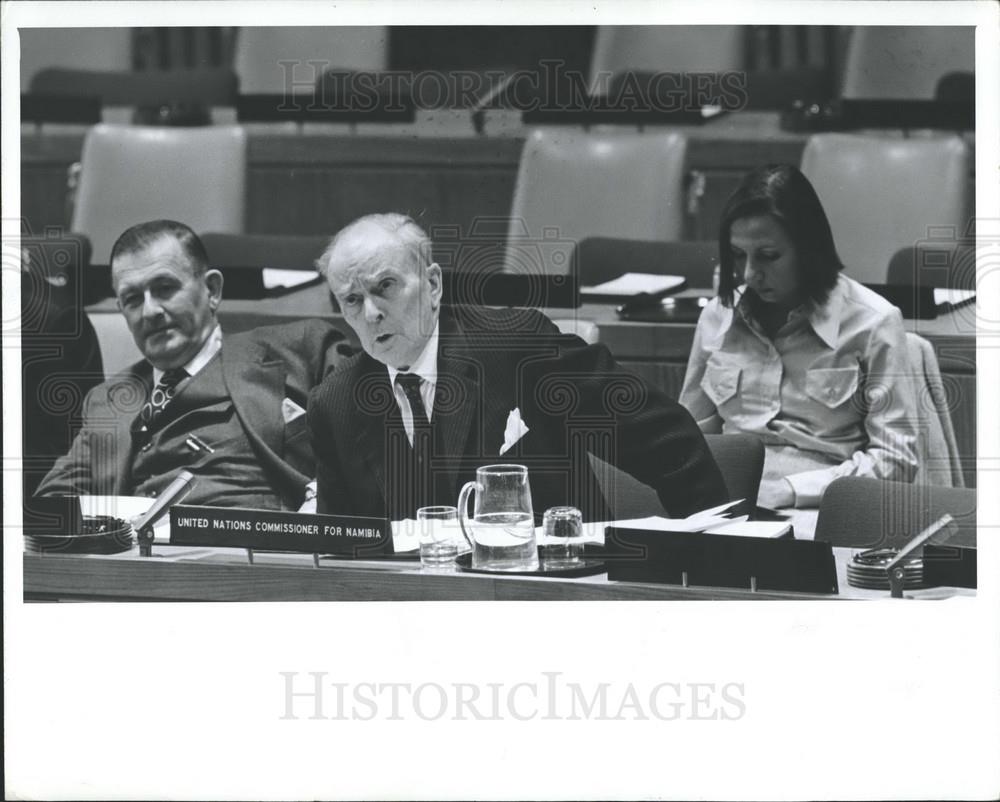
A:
[
  {"xmin": 846, "ymin": 547, "xmax": 924, "ymax": 590},
  {"xmin": 24, "ymin": 515, "xmax": 134, "ymax": 555}
]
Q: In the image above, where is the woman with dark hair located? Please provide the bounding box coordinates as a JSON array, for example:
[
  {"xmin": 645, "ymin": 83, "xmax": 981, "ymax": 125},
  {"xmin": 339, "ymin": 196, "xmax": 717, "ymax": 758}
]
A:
[{"xmin": 680, "ymin": 164, "xmax": 918, "ymax": 509}]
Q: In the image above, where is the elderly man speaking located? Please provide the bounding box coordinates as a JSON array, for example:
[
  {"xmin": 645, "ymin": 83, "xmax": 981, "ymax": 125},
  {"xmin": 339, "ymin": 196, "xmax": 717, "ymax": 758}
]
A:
[
  {"xmin": 308, "ymin": 213, "xmax": 726, "ymax": 522},
  {"xmin": 37, "ymin": 220, "xmax": 348, "ymax": 510}
]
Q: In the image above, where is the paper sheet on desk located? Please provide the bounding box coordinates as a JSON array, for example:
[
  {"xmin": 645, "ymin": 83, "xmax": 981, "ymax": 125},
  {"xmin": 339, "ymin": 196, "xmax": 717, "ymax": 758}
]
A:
[
  {"xmin": 80, "ymin": 496, "xmax": 172, "ymax": 544},
  {"xmin": 581, "ymin": 273, "xmax": 685, "ymax": 298},
  {"xmin": 933, "ymin": 288, "xmax": 975, "ymax": 305},
  {"xmin": 262, "ymin": 268, "xmax": 319, "ymax": 290}
]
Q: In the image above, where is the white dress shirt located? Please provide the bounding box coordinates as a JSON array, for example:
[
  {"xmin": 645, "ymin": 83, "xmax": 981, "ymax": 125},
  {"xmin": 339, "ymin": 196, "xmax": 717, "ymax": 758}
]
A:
[{"xmin": 152, "ymin": 324, "xmax": 223, "ymax": 386}]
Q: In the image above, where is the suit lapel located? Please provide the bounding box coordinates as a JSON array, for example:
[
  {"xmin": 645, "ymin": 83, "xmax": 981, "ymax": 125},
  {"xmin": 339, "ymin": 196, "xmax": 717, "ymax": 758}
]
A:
[
  {"xmin": 112, "ymin": 366, "xmax": 151, "ymax": 495},
  {"xmin": 347, "ymin": 357, "xmax": 393, "ymax": 503},
  {"xmin": 221, "ymin": 334, "xmax": 285, "ymax": 459},
  {"xmin": 434, "ymin": 315, "xmax": 482, "ymax": 500}
]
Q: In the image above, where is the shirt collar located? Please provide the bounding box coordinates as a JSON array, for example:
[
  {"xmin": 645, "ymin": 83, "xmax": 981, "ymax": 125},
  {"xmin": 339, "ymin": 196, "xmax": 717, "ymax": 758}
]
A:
[
  {"xmin": 804, "ymin": 277, "xmax": 844, "ymax": 350},
  {"xmin": 730, "ymin": 282, "xmax": 844, "ymax": 349},
  {"xmin": 152, "ymin": 324, "xmax": 223, "ymax": 385},
  {"xmin": 386, "ymin": 321, "xmax": 439, "ymax": 387}
]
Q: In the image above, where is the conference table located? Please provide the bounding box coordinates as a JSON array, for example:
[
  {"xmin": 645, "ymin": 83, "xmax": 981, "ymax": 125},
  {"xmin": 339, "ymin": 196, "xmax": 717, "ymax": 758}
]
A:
[{"xmin": 22, "ymin": 534, "xmax": 973, "ymax": 602}]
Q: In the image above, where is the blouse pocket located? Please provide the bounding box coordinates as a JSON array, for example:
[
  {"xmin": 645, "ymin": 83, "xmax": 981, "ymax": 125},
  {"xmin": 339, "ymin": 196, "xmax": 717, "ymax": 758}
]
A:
[
  {"xmin": 805, "ymin": 366, "xmax": 860, "ymax": 408},
  {"xmin": 701, "ymin": 359, "xmax": 742, "ymax": 407}
]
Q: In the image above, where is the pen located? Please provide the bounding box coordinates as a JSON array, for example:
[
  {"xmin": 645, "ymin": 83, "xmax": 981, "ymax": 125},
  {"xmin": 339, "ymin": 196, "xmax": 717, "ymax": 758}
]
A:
[{"xmin": 185, "ymin": 435, "xmax": 216, "ymax": 454}]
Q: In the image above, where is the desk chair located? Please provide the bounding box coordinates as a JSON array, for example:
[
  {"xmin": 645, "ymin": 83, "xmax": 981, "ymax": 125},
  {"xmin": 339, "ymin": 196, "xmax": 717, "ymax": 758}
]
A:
[
  {"xmin": 588, "ymin": 26, "xmax": 745, "ymax": 93},
  {"xmin": 572, "ymin": 237, "xmax": 718, "ymax": 287},
  {"xmin": 29, "ymin": 67, "xmax": 239, "ymax": 109},
  {"xmin": 815, "ymin": 477, "xmax": 976, "ymax": 550},
  {"xmin": 504, "ymin": 129, "xmax": 687, "ymax": 275},
  {"xmin": 588, "ymin": 433, "xmax": 764, "ymax": 519},
  {"xmin": 234, "ymin": 26, "xmax": 388, "ymax": 94},
  {"xmin": 840, "ymin": 26, "xmax": 974, "ymax": 100},
  {"xmin": 70, "ymin": 124, "xmax": 247, "ymax": 266},
  {"xmin": 800, "ymin": 133, "xmax": 970, "ymax": 285},
  {"xmin": 906, "ymin": 334, "xmax": 965, "ymax": 489},
  {"xmin": 887, "ymin": 241, "xmax": 976, "ymax": 290}
]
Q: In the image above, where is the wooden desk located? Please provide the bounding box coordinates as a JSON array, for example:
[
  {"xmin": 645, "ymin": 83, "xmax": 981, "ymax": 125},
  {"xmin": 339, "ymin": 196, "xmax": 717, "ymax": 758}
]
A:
[{"xmin": 22, "ymin": 543, "xmax": 973, "ymax": 602}]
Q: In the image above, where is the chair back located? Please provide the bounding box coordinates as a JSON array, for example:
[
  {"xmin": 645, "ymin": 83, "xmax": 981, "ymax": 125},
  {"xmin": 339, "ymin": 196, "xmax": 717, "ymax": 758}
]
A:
[
  {"xmin": 886, "ymin": 241, "xmax": 976, "ymax": 290},
  {"xmin": 587, "ymin": 433, "xmax": 763, "ymax": 519},
  {"xmin": 815, "ymin": 477, "xmax": 976, "ymax": 549},
  {"xmin": 505, "ymin": 129, "xmax": 687, "ymax": 274},
  {"xmin": 572, "ymin": 237, "xmax": 718, "ymax": 287},
  {"xmin": 840, "ymin": 26, "xmax": 974, "ymax": 100},
  {"xmin": 87, "ymin": 312, "xmax": 144, "ymax": 379},
  {"xmin": 71, "ymin": 124, "xmax": 247, "ymax": 266},
  {"xmin": 29, "ymin": 67, "xmax": 238, "ymax": 108},
  {"xmin": 589, "ymin": 26, "xmax": 745, "ymax": 91},
  {"xmin": 234, "ymin": 26, "xmax": 388, "ymax": 94},
  {"xmin": 906, "ymin": 333, "xmax": 965, "ymax": 488},
  {"xmin": 800, "ymin": 133, "xmax": 970, "ymax": 285}
]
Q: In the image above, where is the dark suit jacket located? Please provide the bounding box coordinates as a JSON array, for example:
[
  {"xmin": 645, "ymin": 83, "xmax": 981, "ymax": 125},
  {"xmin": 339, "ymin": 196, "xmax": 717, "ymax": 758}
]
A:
[
  {"xmin": 37, "ymin": 319, "xmax": 349, "ymax": 509},
  {"xmin": 308, "ymin": 307, "xmax": 726, "ymax": 520}
]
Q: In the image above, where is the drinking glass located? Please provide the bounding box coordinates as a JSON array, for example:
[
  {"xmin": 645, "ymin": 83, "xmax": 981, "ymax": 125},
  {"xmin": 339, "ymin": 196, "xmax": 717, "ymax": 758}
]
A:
[{"xmin": 417, "ymin": 505, "xmax": 460, "ymax": 570}]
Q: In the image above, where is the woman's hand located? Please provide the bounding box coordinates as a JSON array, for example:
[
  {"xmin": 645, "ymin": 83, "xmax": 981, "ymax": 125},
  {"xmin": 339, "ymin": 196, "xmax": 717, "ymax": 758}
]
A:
[{"xmin": 757, "ymin": 478, "xmax": 796, "ymax": 509}]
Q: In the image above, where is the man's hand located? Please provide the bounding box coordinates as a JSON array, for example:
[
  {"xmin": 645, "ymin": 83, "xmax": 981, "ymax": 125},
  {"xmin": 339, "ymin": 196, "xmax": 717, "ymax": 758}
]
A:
[{"xmin": 757, "ymin": 477, "xmax": 795, "ymax": 509}]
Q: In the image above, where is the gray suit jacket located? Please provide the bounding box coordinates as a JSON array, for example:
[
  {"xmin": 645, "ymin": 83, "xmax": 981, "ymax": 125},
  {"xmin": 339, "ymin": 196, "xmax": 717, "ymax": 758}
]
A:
[{"xmin": 37, "ymin": 319, "xmax": 350, "ymax": 509}]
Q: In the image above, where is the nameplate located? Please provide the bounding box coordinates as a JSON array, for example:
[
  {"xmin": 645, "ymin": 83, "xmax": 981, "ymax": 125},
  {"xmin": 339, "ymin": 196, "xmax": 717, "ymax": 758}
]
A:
[
  {"xmin": 169, "ymin": 505, "xmax": 392, "ymax": 557},
  {"xmin": 604, "ymin": 527, "xmax": 838, "ymax": 595}
]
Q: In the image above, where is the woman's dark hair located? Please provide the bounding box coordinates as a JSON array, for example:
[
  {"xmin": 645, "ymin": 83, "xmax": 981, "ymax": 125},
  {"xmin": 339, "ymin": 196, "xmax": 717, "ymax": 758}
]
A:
[{"xmin": 717, "ymin": 164, "xmax": 843, "ymax": 310}]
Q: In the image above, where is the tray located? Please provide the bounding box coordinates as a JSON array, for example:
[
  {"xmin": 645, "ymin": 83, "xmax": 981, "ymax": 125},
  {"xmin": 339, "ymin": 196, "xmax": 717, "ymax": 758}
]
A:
[{"xmin": 454, "ymin": 550, "xmax": 606, "ymax": 577}]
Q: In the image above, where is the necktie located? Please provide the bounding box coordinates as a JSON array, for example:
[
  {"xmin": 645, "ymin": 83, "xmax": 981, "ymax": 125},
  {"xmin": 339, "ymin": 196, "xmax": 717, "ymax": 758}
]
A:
[
  {"xmin": 139, "ymin": 367, "xmax": 188, "ymax": 428},
  {"xmin": 395, "ymin": 372, "xmax": 429, "ymax": 427},
  {"xmin": 394, "ymin": 372, "xmax": 432, "ymax": 514}
]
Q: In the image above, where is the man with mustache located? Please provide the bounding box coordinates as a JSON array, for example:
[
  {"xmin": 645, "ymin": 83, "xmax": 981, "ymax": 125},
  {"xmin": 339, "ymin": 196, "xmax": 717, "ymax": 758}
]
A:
[{"xmin": 36, "ymin": 219, "xmax": 348, "ymax": 509}]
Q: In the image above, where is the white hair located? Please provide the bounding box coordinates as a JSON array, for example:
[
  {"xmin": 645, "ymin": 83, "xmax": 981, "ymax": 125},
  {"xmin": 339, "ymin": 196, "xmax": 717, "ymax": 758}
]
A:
[{"xmin": 315, "ymin": 213, "xmax": 433, "ymax": 280}]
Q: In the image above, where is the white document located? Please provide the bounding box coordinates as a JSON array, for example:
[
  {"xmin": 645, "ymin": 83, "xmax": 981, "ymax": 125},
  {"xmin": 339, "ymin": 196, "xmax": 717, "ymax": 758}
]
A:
[
  {"xmin": 537, "ymin": 500, "xmax": 747, "ymax": 547},
  {"xmin": 933, "ymin": 288, "xmax": 975, "ymax": 307},
  {"xmin": 581, "ymin": 272, "xmax": 685, "ymax": 298},
  {"xmin": 262, "ymin": 268, "xmax": 318, "ymax": 290},
  {"xmin": 703, "ymin": 520, "xmax": 793, "ymax": 538}
]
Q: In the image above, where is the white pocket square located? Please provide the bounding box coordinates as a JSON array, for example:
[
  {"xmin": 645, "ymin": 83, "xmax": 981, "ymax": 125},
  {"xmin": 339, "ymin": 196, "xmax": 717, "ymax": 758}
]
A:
[
  {"xmin": 499, "ymin": 407, "xmax": 529, "ymax": 456},
  {"xmin": 281, "ymin": 398, "xmax": 306, "ymax": 423}
]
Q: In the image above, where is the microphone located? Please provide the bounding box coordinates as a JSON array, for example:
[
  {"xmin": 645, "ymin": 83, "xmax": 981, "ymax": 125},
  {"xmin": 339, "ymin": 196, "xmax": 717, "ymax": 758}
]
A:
[
  {"xmin": 885, "ymin": 514, "xmax": 959, "ymax": 598},
  {"xmin": 133, "ymin": 470, "xmax": 196, "ymax": 555}
]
